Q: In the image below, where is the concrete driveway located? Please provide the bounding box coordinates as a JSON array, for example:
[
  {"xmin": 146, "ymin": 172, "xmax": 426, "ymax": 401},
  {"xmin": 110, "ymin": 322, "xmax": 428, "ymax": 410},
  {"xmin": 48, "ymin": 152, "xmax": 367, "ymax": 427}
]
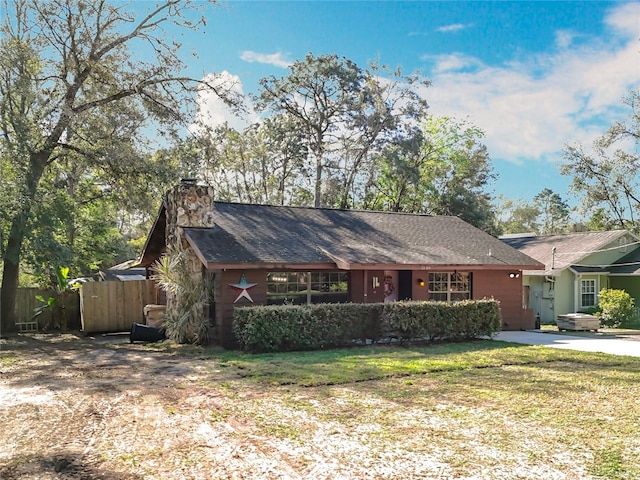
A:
[{"xmin": 493, "ymin": 331, "xmax": 640, "ymax": 357}]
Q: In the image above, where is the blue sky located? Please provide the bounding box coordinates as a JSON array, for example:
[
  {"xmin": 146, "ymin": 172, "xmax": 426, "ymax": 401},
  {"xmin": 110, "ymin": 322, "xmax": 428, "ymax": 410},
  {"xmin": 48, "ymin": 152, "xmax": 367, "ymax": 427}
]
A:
[{"xmin": 160, "ymin": 1, "xmax": 639, "ymax": 206}]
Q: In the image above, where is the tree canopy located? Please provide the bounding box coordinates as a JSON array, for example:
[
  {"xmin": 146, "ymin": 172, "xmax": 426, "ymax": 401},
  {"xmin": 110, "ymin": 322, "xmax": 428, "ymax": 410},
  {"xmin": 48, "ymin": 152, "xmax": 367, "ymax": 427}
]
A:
[
  {"xmin": 497, "ymin": 188, "xmax": 572, "ymax": 236},
  {"xmin": 0, "ymin": 0, "xmax": 235, "ymax": 329},
  {"xmin": 562, "ymin": 90, "xmax": 640, "ymax": 232},
  {"xmin": 254, "ymin": 54, "xmax": 430, "ymax": 208}
]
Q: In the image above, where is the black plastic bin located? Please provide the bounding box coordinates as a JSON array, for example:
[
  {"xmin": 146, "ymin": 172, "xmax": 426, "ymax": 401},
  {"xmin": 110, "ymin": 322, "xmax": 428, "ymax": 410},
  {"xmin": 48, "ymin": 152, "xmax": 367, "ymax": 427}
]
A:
[{"xmin": 130, "ymin": 322, "xmax": 166, "ymax": 343}]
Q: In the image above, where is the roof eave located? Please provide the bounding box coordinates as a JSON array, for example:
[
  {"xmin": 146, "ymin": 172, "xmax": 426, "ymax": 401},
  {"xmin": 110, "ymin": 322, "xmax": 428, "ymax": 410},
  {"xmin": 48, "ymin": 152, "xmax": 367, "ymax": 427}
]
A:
[
  {"xmin": 200, "ymin": 262, "xmax": 545, "ymax": 271},
  {"xmin": 136, "ymin": 202, "xmax": 167, "ymax": 268}
]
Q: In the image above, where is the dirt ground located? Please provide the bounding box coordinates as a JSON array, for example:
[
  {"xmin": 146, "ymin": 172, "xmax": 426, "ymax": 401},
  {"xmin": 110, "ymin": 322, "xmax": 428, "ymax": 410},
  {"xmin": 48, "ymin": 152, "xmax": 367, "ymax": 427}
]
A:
[
  {"xmin": 3, "ymin": 331, "xmax": 638, "ymax": 480},
  {"xmin": 0, "ymin": 332, "xmax": 292, "ymax": 480},
  {"xmin": 4, "ymin": 333, "xmax": 457, "ymax": 480}
]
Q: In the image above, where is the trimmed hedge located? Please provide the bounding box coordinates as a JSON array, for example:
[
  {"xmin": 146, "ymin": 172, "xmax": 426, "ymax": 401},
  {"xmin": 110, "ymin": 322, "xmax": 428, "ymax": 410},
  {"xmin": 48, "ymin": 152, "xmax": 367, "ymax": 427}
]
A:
[{"xmin": 233, "ymin": 299, "xmax": 501, "ymax": 353}]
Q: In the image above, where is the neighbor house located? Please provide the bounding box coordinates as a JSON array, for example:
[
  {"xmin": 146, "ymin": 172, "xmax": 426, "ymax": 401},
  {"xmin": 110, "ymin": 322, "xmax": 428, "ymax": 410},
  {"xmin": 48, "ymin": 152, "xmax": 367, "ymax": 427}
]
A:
[
  {"xmin": 100, "ymin": 260, "xmax": 147, "ymax": 282},
  {"xmin": 501, "ymin": 230, "xmax": 640, "ymax": 324},
  {"xmin": 139, "ymin": 181, "xmax": 543, "ymax": 348}
]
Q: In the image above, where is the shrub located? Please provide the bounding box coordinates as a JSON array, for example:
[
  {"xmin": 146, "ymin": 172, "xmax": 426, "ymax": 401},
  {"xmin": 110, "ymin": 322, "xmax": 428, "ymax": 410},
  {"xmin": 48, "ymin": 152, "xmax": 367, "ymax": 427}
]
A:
[
  {"xmin": 597, "ymin": 289, "xmax": 636, "ymax": 328},
  {"xmin": 233, "ymin": 303, "xmax": 384, "ymax": 353},
  {"xmin": 151, "ymin": 244, "xmax": 212, "ymax": 345},
  {"xmin": 233, "ymin": 299, "xmax": 501, "ymax": 353},
  {"xmin": 578, "ymin": 306, "xmax": 601, "ymax": 316},
  {"xmin": 383, "ymin": 299, "xmax": 501, "ymax": 342}
]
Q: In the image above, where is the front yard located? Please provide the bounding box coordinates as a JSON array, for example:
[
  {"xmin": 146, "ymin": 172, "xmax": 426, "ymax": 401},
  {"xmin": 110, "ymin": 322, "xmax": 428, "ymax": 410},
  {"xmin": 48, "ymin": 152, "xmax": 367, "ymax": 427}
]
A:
[{"xmin": 1, "ymin": 333, "xmax": 639, "ymax": 479}]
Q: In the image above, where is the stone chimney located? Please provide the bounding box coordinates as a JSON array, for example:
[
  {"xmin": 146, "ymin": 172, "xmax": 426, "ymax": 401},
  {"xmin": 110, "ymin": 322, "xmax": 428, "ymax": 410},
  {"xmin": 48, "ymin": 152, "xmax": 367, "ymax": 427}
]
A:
[
  {"xmin": 165, "ymin": 179, "xmax": 215, "ymax": 247},
  {"xmin": 162, "ymin": 180, "xmax": 215, "ymax": 342}
]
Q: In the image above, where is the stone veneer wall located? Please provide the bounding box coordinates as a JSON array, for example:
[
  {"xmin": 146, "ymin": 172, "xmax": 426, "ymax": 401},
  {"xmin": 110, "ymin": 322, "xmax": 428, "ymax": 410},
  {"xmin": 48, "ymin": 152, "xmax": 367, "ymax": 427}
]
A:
[
  {"xmin": 164, "ymin": 182, "xmax": 216, "ymax": 247},
  {"xmin": 162, "ymin": 182, "xmax": 216, "ymax": 339}
]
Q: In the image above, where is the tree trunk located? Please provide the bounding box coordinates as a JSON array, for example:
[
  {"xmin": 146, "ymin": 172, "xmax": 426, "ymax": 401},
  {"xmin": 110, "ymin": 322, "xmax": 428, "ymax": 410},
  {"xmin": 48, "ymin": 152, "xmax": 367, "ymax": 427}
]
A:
[
  {"xmin": 0, "ymin": 256, "xmax": 19, "ymax": 333},
  {"xmin": 0, "ymin": 152, "xmax": 49, "ymax": 332},
  {"xmin": 314, "ymin": 157, "xmax": 323, "ymax": 208},
  {"xmin": 1, "ymin": 215, "xmax": 28, "ymax": 333}
]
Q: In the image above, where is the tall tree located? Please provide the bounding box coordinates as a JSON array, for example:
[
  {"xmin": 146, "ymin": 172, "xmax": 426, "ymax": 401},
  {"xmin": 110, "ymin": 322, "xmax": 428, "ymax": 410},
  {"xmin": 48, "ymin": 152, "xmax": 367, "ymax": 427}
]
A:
[
  {"xmin": 255, "ymin": 54, "xmax": 363, "ymax": 208},
  {"xmin": 533, "ymin": 188, "xmax": 571, "ymax": 234},
  {"xmin": 561, "ymin": 90, "xmax": 640, "ymax": 232},
  {"xmin": 333, "ymin": 62, "xmax": 429, "ymax": 209},
  {"xmin": 496, "ymin": 197, "xmax": 541, "ymax": 235},
  {"xmin": 0, "ymin": 0, "xmax": 235, "ymax": 330},
  {"xmin": 172, "ymin": 115, "xmax": 309, "ymax": 205},
  {"xmin": 255, "ymin": 54, "xmax": 429, "ymax": 208}
]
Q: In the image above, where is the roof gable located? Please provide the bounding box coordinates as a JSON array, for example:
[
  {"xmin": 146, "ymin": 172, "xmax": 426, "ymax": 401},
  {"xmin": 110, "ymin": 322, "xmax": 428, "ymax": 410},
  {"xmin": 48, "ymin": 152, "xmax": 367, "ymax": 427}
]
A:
[{"xmin": 501, "ymin": 230, "xmax": 636, "ymax": 275}]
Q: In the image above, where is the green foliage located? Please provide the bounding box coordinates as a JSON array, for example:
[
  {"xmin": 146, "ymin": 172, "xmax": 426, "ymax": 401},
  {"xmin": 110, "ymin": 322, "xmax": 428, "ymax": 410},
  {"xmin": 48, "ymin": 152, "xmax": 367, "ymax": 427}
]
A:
[
  {"xmin": 233, "ymin": 303, "xmax": 385, "ymax": 353},
  {"xmin": 384, "ymin": 299, "xmax": 502, "ymax": 342},
  {"xmin": 31, "ymin": 266, "xmax": 80, "ymax": 330},
  {"xmin": 151, "ymin": 245, "xmax": 212, "ymax": 345},
  {"xmin": 233, "ymin": 300, "xmax": 502, "ymax": 353},
  {"xmin": 367, "ymin": 116, "xmax": 498, "ymax": 233},
  {"xmin": 533, "ymin": 188, "xmax": 571, "ymax": 234},
  {"xmin": 497, "ymin": 189, "xmax": 573, "ymax": 235},
  {"xmin": 254, "ymin": 54, "xmax": 429, "ymax": 209},
  {"xmin": 184, "ymin": 117, "xmax": 309, "ymax": 206},
  {"xmin": 0, "ymin": 0, "xmax": 224, "ymax": 328},
  {"xmin": 496, "ymin": 197, "xmax": 541, "ymax": 235},
  {"xmin": 562, "ymin": 90, "xmax": 640, "ymax": 233},
  {"xmin": 578, "ymin": 306, "xmax": 601, "ymax": 316},
  {"xmin": 597, "ymin": 288, "xmax": 636, "ymax": 328}
]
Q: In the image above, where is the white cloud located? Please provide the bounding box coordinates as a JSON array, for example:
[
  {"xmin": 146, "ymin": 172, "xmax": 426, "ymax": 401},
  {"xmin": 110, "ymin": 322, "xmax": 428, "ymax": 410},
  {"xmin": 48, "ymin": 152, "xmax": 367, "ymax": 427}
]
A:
[
  {"xmin": 240, "ymin": 50, "xmax": 292, "ymax": 68},
  {"xmin": 605, "ymin": 1, "xmax": 640, "ymax": 35},
  {"xmin": 193, "ymin": 71, "xmax": 260, "ymax": 133},
  {"xmin": 436, "ymin": 23, "xmax": 469, "ymax": 33},
  {"xmin": 554, "ymin": 30, "xmax": 577, "ymax": 49},
  {"xmin": 421, "ymin": 3, "xmax": 640, "ymax": 165},
  {"xmin": 421, "ymin": 53, "xmax": 484, "ymax": 73}
]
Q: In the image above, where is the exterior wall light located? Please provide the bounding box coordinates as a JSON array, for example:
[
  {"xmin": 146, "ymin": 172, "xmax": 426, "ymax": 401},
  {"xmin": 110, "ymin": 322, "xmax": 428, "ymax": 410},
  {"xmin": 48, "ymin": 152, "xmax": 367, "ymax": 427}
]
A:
[
  {"xmin": 509, "ymin": 272, "xmax": 520, "ymax": 279},
  {"xmin": 417, "ymin": 278, "xmax": 425, "ymax": 287}
]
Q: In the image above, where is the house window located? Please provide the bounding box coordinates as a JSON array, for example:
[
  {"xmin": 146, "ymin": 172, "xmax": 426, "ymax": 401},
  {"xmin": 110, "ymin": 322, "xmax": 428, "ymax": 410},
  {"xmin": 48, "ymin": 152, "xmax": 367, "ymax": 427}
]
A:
[
  {"xmin": 266, "ymin": 271, "xmax": 349, "ymax": 305},
  {"xmin": 618, "ymin": 237, "xmax": 628, "ymax": 253},
  {"xmin": 428, "ymin": 272, "xmax": 471, "ymax": 302},
  {"xmin": 580, "ymin": 279, "xmax": 596, "ymax": 308}
]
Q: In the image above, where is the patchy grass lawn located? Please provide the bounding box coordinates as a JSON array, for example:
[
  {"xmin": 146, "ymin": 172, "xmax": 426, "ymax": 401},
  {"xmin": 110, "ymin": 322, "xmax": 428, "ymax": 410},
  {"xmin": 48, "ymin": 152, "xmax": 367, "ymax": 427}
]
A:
[{"xmin": 1, "ymin": 333, "xmax": 639, "ymax": 479}]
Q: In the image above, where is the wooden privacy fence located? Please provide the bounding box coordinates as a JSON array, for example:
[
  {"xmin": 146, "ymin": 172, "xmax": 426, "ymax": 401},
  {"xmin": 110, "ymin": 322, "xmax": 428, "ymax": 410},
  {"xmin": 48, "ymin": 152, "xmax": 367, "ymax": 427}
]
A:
[
  {"xmin": 16, "ymin": 288, "xmax": 53, "ymax": 329},
  {"xmin": 80, "ymin": 280, "xmax": 159, "ymax": 333},
  {"xmin": 1, "ymin": 288, "xmax": 80, "ymax": 331}
]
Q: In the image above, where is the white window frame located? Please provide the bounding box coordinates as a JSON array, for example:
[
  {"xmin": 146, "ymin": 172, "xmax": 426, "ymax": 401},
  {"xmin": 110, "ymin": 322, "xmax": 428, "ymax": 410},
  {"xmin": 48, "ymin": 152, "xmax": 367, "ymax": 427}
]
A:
[{"xmin": 580, "ymin": 279, "xmax": 597, "ymax": 308}]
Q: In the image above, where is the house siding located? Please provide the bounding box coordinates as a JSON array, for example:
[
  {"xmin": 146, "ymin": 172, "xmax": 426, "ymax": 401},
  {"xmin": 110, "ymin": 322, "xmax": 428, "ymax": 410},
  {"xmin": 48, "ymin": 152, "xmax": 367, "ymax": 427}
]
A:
[
  {"xmin": 610, "ymin": 277, "xmax": 640, "ymax": 301},
  {"xmin": 524, "ymin": 276, "xmax": 550, "ymax": 324},
  {"xmin": 212, "ymin": 267, "xmax": 533, "ymax": 348},
  {"xmin": 411, "ymin": 271, "xmax": 430, "ymax": 301},
  {"xmin": 214, "ymin": 269, "xmax": 268, "ymax": 349},
  {"xmin": 473, "ymin": 271, "xmax": 533, "ymax": 330},
  {"xmin": 553, "ymin": 269, "xmax": 575, "ymax": 321}
]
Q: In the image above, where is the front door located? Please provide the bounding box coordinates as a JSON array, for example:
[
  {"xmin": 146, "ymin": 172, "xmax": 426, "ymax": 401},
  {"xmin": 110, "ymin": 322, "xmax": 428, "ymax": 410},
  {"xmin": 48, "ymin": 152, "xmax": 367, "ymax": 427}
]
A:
[{"xmin": 398, "ymin": 270, "xmax": 413, "ymax": 301}]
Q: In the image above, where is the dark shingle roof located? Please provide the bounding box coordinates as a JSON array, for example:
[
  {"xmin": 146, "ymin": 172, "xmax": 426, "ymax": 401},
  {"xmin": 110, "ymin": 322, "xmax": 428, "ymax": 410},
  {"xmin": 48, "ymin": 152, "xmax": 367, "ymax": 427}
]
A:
[
  {"xmin": 608, "ymin": 248, "xmax": 640, "ymax": 275},
  {"xmin": 184, "ymin": 202, "xmax": 542, "ymax": 269}
]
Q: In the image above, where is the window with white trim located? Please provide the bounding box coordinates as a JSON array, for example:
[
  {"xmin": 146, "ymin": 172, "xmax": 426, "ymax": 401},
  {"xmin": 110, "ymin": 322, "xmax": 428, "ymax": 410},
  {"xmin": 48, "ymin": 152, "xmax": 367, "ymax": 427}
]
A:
[
  {"xmin": 428, "ymin": 272, "xmax": 471, "ymax": 302},
  {"xmin": 580, "ymin": 279, "xmax": 596, "ymax": 308}
]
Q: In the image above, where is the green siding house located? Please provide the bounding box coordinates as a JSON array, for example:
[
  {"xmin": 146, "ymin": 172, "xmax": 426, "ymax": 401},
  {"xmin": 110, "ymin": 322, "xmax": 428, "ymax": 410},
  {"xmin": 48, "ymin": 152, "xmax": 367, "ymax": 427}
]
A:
[{"xmin": 501, "ymin": 231, "xmax": 640, "ymax": 324}]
